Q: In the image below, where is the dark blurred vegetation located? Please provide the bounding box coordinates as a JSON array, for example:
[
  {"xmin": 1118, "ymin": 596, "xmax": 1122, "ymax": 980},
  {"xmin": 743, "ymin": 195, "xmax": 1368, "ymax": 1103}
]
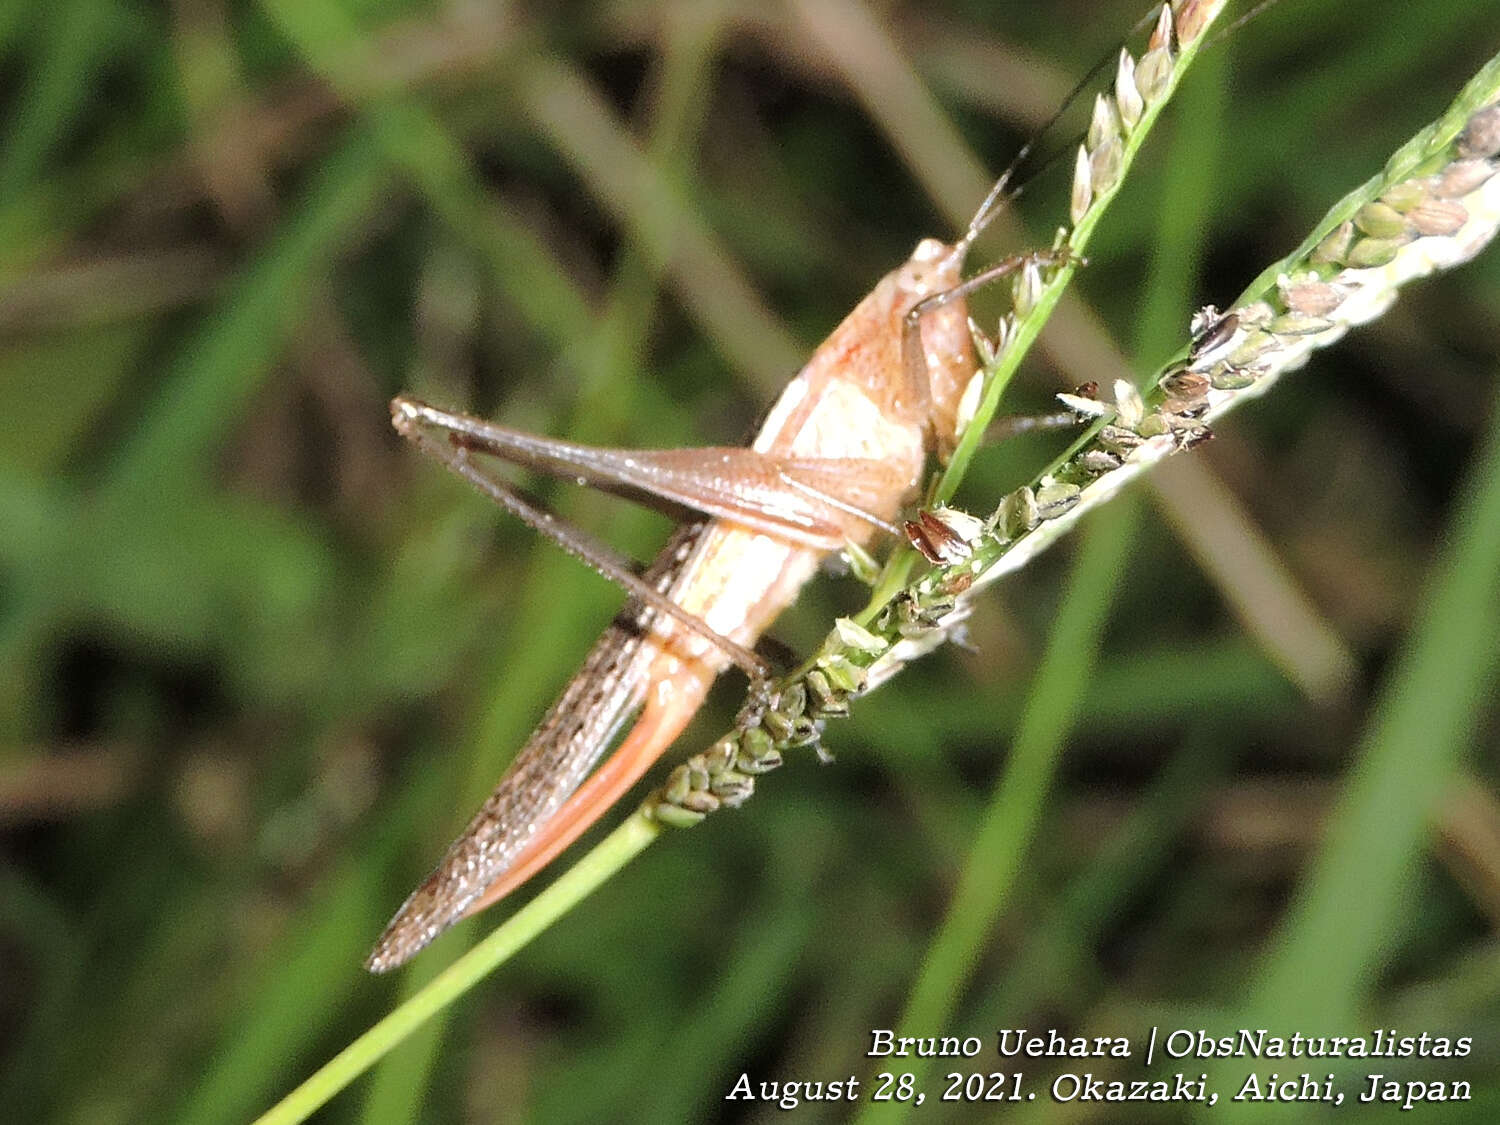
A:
[{"xmin": 2, "ymin": 0, "xmax": 1499, "ymax": 1122}]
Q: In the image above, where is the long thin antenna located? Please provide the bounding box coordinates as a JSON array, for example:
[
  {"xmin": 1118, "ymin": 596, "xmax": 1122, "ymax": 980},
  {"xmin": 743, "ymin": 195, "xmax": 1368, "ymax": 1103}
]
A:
[
  {"xmin": 955, "ymin": 6, "xmax": 1160, "ymax": 258},
  {"xmin": 1205, "ymin": 0, "xmax": 1287, "ymax": 50},
  {"xmin": 955, "ymin": 0, "xmax": 1286, "ymax": 259}
]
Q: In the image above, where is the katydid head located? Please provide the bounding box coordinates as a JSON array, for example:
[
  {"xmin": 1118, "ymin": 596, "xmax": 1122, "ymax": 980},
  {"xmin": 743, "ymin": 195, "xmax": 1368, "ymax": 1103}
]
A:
[{"xmin": 897, "ymin": 237, "xmax": 965, "ymax": 295}]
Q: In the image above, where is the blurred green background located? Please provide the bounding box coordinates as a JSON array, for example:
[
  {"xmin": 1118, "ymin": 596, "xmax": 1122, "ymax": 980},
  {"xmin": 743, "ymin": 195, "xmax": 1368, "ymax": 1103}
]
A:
[{"xmin": 3, "ymin": 0, "xmax": 1500, "ymax": 1121}]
